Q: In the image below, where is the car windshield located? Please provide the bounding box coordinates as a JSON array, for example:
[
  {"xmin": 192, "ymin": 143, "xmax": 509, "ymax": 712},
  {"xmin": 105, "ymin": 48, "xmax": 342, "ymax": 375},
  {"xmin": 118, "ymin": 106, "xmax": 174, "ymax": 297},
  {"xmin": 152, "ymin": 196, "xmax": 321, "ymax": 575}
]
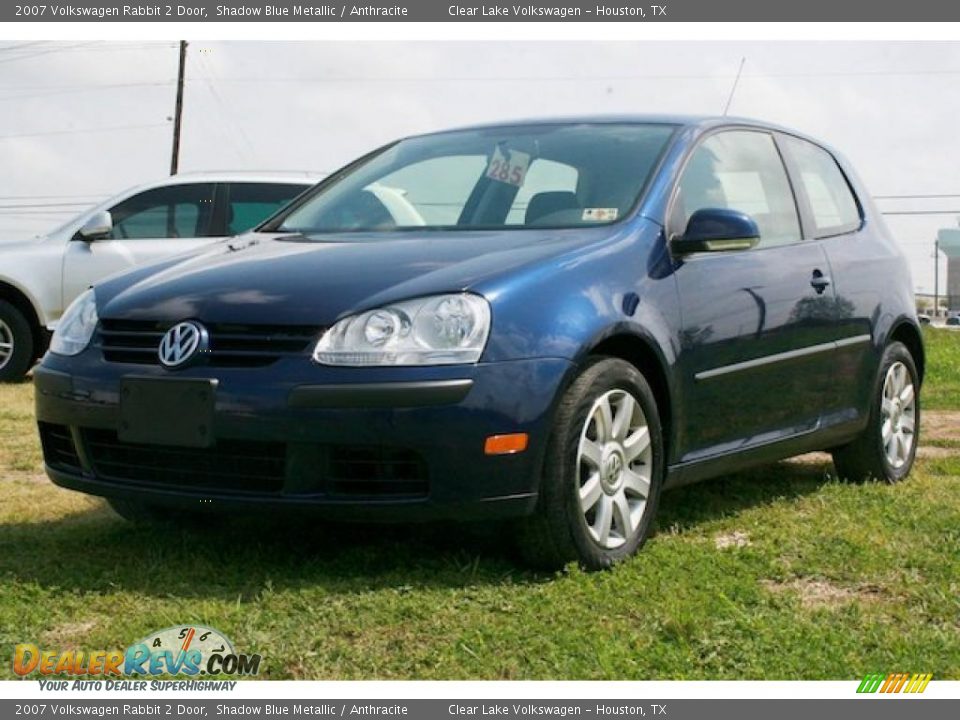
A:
[{"xmin": 272, "ymin": 123, "xmax": 677, "ymax": 235}]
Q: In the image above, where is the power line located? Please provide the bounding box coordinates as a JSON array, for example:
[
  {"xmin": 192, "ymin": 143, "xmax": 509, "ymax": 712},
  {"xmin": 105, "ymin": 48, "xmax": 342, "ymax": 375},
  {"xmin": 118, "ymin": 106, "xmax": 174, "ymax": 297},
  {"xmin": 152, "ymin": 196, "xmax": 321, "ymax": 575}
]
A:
[
  {"xmin": 0, "ymin": 42, "xmax": 100, "ymax": 65},
  {"xmin": 0, "ymin": 41, "xmax": 169, "ymax": 66},
  {"xmin": 0, "ymin": 194, "xmax": 107, "ymax": 200},
  {"xmin": 48, "ymin": 43, "xmax": 174, "ymax": 53},
  {"xmin": 207, "ymin": 68, "xmax": 960, "ymax": 84},
  {"xmin": 0, "ymin": 202, "xmax": 98, "ymax": 209},
  {"xmin": 0, "ymin": 211, "xmax": 78, "ymax": 216},
  {"xmin": 0, "ymin": 81, "xmax": 173, "ymax": 92},
  {"xmin": 3, "ymin": 66, "xmax": 960, "ymax": 102},
  {"xmin": 195, "ymin": 51, "xmax": 257, "ymax": 164},
  {"xmin": 722, "ymin": 57, "xmax": 746, "ymax": 116},
  {"xmin": 0, "ymin": 123, "xmax": 168, "ymax": 141},
  {"xmin": 0, "ymin": 82, "xmax": 175, "ymax": 102}
]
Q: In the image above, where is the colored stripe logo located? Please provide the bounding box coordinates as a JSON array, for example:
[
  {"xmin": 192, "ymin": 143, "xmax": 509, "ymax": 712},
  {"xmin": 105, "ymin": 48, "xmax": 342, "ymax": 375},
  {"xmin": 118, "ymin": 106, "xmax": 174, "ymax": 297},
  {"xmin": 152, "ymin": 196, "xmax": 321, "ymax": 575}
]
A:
[{"xmin": 857, "ymin": 673, "xmax": 932, "ymax": 694}]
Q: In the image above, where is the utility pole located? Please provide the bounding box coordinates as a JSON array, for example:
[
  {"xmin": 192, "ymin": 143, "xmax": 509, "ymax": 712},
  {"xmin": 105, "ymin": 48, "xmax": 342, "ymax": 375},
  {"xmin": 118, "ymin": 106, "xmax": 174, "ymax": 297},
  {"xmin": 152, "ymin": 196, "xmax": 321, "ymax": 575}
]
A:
[
  {"xmin": 934, "ymin": 237, "xmax": 940, "ymax": 318},
  {"xmin": 169, "ymin": 40, "xmax": 188, "ymax": 175}
]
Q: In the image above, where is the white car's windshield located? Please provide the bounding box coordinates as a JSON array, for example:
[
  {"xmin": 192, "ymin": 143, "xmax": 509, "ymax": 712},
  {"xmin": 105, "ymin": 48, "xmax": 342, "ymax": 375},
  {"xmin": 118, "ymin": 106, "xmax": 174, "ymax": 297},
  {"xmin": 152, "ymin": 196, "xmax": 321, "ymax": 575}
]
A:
[{"xmin": 273, "ymin": 123, "xmax": 677, "ymax": 235}]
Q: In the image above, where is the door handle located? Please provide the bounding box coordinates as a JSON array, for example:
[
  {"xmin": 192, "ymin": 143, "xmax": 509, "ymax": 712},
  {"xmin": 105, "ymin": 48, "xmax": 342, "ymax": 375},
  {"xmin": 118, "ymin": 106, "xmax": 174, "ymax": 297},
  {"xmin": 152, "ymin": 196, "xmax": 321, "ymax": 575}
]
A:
[{"xmin": 810, "ymin": 269, "xmax": 831, "ymax": 295}]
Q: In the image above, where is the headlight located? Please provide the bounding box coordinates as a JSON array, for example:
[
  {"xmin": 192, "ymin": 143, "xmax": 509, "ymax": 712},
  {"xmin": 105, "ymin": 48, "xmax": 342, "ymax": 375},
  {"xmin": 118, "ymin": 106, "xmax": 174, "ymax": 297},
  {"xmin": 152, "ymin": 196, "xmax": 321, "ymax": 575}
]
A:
[
  {"xmin": 313, "ymin": 293, "xmax": 491, "ymax": 366},
  {"xmin": 50, "ymin": 289, "xmax": 99, "ymax": 356}
]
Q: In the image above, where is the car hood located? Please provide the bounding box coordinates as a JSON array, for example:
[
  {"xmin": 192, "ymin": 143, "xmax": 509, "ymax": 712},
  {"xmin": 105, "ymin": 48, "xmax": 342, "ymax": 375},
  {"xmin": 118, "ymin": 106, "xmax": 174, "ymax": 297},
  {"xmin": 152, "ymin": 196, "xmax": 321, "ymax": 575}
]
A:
[
  {"xmin": 0, "ymin": 237, "xmax": 48, "ymax": 254},
  {"xmin": 97, "ymin": 228, "xmax": 622, "ymax": 326}
]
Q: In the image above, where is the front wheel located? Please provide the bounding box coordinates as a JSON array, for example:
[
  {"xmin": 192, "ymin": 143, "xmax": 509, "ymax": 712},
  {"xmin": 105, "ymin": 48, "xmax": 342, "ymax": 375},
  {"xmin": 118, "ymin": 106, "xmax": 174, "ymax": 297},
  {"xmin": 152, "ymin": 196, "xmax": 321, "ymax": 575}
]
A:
[
  {"xmin": 517, "ymin": 358, "xmax": 664, "ymax": 571},
  {"xmin": 832, "ymin": 341, "xmax": 920, "ymax": 483}
]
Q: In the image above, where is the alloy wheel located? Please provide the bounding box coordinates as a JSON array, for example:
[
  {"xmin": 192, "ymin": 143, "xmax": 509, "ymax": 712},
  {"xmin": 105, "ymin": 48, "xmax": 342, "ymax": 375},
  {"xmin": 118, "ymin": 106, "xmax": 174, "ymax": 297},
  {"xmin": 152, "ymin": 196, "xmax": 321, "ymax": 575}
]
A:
[
  {"xmin": 0, "ymin": 319, "xmax": 13, "ymax": 371},
  {"xmin": 577, "ymin": 388, "xmax": 653, "ymax": 549},
  {"xmin": 880, "ymin": 361, "xmax": 917, "ymax": 469}
]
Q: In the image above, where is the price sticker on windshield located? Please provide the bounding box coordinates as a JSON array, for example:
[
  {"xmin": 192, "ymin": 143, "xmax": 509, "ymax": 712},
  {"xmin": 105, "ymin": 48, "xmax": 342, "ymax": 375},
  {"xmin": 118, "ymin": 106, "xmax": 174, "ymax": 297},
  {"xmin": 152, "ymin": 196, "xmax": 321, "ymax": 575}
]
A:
[
  {"xmin": 486, "ymin": 147, "xmax": 531, "ymax": 187},
  {"xmin": 582, "ymin": 208, "xmax": 619, "ymax": 222}
]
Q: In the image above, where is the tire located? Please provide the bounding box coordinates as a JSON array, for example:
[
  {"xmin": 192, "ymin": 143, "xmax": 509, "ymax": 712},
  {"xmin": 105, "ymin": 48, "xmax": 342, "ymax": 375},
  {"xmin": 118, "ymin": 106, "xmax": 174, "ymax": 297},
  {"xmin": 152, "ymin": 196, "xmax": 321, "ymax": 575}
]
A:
[
  {"xmin": 517, "ymin": 357, "xmax": 664, "ymax": 571},
  {"xmin": 832, "ymin": 341, "xmax": 920, "ymax": 483},
  {"xmin": 0, "ymin": 300, "xmax": 35, "ymax": 383}
]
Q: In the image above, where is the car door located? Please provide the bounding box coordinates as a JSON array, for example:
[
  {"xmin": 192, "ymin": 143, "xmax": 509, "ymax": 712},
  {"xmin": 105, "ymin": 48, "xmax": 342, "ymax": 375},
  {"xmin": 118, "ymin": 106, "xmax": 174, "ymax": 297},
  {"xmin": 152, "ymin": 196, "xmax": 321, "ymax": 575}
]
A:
[
  {"xmin": 776, "ymin": 134, "xmax": 881, "ymax": 425},
  {"xmin": 670, "ymin": 129, "xmax": 839, "ymax": 462},
  {"xmin": 61, "ymin": 182, "xmax": 217, "ymax": 309}
]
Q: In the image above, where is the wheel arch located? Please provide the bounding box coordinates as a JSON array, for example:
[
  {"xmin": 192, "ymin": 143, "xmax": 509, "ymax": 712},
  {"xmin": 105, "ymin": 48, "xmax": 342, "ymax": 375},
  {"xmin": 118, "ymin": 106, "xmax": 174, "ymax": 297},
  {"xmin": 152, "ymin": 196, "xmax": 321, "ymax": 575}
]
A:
[
  {"xmin": 585, "ymin": 332, "xmax": 675, "ymax": 463},
  {"xmin": 0, "ymin": 279, "xmax": 46, "ymax": 360},
  {"xmin": 888, "ymin": 319, "xmax": 925, "ymax": 385}
]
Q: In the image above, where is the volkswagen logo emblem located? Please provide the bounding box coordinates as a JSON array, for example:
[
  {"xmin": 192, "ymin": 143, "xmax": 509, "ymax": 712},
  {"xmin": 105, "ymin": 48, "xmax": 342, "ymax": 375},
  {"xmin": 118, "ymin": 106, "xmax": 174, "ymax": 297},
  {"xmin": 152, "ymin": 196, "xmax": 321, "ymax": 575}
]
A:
[{"xmin": 158, "ymin": 321, "xmax": 208, "ymax": 368}]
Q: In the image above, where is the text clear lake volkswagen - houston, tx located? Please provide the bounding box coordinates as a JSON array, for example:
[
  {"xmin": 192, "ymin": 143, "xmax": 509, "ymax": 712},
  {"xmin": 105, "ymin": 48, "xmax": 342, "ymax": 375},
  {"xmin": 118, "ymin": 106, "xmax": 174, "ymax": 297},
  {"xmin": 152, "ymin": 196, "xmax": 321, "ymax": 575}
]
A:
[{"xmin": 34, "ymin": 116, "xmax": 924, "ymax": 569}]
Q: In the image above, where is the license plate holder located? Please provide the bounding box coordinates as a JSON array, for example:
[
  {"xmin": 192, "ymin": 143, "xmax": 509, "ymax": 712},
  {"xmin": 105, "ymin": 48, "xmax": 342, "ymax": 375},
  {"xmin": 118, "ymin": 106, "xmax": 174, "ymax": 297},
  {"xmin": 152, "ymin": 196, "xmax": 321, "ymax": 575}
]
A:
[{"xmin": 118, "ymin": 377, "xmax": 217, "ymax": 448}]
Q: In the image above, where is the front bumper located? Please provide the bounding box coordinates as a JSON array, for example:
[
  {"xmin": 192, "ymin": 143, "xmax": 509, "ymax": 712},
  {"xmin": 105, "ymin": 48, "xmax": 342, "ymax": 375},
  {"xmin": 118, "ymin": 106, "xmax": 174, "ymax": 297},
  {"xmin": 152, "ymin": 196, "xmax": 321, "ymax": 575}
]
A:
[{"xmin": 34, "ymin": 353, "xmax": 574, "ymax": 522}]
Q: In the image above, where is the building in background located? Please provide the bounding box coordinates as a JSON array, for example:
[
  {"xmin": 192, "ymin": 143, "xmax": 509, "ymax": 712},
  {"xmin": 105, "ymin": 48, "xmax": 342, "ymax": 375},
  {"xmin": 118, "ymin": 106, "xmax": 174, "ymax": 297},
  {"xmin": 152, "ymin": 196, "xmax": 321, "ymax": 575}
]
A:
[{"xmin": 937, "ymin": 228, "xmax": 960, "ymax": 314}]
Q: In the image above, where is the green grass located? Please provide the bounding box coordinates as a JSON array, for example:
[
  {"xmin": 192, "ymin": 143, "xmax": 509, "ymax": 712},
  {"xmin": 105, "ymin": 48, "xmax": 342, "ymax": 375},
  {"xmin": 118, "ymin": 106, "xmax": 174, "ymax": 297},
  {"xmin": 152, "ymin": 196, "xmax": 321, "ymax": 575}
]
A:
[
  {"xmin": 922, "ymin": 327, "xmax": 960, "ymax": 409},
  {"xmin": 1, "ymin": 334, "xmax": 958, "ymax": 679},
  {"xmin": 0, "ymin": 382, "xmax": 41, "ymax": 472}
]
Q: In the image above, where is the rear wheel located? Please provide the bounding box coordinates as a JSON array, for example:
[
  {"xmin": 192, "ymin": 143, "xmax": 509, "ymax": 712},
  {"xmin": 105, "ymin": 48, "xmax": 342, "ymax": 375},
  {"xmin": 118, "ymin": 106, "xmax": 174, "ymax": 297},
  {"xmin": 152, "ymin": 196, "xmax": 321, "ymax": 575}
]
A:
[
  {"xmin": 832, "ymin": 341, "xmax": 920, "ymax": 483},
  {"xmin": 0, "ymin": 300, "xmax": 35, "ymax": 383},
  {"xmin": 517, "ymin": 358, "xmax": 664, "ymax": 571}
]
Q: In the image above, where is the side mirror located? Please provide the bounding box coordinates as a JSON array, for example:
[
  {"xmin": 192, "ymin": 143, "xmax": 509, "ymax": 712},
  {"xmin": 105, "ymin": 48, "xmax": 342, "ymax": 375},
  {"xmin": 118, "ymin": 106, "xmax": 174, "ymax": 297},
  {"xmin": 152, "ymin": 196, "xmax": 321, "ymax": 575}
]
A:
[
  {"xmin": 671, "ymin": 208, "xmax": 760, "ymax": 254},
  {"xmin": 77, "ymin": 211, "xmax": 113, "ymax": 241}
]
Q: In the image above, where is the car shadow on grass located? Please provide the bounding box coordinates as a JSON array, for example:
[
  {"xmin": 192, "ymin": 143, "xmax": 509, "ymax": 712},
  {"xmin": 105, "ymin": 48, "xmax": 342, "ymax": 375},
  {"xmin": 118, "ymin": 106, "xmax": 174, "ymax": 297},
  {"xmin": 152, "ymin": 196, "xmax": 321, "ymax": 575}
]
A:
[
  {"xmin": 656, "ymin": 455, "xmax": 836, "ymax": 533},
  {"xmin": 0, "ymin": 456, "xmax": 836, "ymax": 597}
]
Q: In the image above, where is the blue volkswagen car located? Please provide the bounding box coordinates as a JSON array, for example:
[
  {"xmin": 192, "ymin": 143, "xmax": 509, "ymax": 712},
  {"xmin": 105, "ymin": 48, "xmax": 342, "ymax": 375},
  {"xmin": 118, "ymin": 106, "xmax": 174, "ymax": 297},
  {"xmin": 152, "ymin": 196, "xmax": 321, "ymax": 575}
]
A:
[{"xmin": 35, "ymin": 116, "xmax": 923, "ymax": 569}]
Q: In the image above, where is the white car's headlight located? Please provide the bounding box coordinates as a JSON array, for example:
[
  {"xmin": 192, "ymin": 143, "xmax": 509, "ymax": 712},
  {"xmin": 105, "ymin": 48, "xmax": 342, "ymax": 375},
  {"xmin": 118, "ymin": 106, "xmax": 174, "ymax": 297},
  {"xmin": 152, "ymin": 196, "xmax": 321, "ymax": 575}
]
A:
[
  {"xmin": 313, "ymin": 293, "xmax": 491, "ymax": 366},
  {"xmin": 50, "ymin": 289, "xmax": 99, "ymax": 357}
]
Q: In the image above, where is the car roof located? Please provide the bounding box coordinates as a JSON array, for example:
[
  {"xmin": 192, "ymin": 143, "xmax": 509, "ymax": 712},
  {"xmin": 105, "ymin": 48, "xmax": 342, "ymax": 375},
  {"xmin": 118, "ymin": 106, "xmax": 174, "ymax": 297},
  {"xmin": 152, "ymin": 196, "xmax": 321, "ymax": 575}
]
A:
[
  {"xmin": 139, "ymin": 171, "xmax": 326, "ymax": 187},
  {"xmin": 416, "ymin": 114, "xmax": 821, "ymax": 144},
  {"xmin": 101, "ymin": 172, "xmax": 324, "ymax": 206}
]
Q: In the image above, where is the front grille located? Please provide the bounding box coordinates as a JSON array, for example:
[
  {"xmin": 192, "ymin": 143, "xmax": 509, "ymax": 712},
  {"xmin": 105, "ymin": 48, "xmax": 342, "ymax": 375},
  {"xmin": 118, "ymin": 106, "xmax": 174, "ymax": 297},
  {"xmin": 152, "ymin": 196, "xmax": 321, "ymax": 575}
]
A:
[
  {"xmin": 54, "ymin": 427, "xmax": 429, "ymax": 500},
  {"xmin": 38, "ymin": 422, "xmax": 82, "ymax": 472},
  {"xmin": 327, "ymin": 445, "xmax": 429, "ymax": 498},
  {"xmin": 98, "ymin": 319, "xmax": 322, "ymax": 368},
  {"xmin": 83, "ymin": 429, "xmax": 286, "ymax": 494}
]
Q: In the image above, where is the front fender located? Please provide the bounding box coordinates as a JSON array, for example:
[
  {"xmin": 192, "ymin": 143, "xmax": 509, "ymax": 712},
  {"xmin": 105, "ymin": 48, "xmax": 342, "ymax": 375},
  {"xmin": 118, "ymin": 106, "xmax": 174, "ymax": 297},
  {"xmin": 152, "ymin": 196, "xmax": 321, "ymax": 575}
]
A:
[
  {"xmin": 477, "ymin": 219, "xmax": 679, "ymax": 366},
  {"xmin": 0, "ymin": 268, "xmax": 58, "ymax": 329}
]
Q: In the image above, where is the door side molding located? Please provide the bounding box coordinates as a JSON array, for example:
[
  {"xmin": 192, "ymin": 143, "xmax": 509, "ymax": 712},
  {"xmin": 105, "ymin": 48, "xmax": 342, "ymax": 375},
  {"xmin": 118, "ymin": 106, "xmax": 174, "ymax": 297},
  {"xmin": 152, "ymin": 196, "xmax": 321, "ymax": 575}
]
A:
[{"xmin": 695, "ymin": 334, "xmax": 871, "ymax": 381}]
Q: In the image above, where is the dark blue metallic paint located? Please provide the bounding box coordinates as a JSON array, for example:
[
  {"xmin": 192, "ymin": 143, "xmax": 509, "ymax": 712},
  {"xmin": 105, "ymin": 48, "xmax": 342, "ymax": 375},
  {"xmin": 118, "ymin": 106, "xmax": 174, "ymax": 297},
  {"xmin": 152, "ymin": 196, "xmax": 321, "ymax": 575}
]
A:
[{"xmin": 35, "ymin": 115, "xmax": 922, "ymax": 519}]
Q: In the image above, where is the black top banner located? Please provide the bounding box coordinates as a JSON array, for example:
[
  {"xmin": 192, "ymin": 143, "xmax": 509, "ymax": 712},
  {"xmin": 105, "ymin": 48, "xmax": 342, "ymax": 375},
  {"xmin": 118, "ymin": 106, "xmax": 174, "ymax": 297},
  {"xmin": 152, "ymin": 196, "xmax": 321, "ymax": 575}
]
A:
[{"xmin": 5, "ymin": 0, "xmax": 960, "ymax": 22}]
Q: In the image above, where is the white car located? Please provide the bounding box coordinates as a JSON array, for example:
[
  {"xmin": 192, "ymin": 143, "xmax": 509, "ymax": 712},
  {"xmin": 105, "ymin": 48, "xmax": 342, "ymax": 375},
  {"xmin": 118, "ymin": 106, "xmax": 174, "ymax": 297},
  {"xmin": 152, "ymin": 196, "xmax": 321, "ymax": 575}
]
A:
[{"xmin": 0, "ymin": 172, "xmax": 321, "ymax": 381}]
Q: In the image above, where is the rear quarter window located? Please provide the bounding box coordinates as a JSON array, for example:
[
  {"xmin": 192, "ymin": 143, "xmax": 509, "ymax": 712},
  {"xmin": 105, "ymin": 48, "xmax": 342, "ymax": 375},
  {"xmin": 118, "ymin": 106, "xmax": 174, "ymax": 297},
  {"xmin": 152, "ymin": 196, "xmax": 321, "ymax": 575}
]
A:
[{"xmin": 780, "ymin": 135, "xmax": 862, "ymax": 238}]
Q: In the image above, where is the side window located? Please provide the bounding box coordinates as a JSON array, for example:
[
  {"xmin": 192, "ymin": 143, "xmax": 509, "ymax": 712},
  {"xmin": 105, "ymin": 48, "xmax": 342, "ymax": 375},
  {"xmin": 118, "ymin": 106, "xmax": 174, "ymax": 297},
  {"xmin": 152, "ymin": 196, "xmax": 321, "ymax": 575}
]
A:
[
  {"xmin": 226, "ymin": 183, "xmax": 308, "ymax": 235},
  {"xmin": 108, "ymin": 183, "xmax": 215, "ymax": 240},
  {"xmin": 780, "ymin": 136, "xmax": 862, "ymax": 238},
  {"xmin": 674, "ymin": 131, "xmax": 801, "ymax": 248}
]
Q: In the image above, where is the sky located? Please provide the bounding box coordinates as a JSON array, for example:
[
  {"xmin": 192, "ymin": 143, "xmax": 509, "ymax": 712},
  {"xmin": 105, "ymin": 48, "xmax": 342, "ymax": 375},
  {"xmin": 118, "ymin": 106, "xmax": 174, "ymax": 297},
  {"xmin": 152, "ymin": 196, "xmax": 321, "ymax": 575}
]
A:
[{"xmin": 0, "ymin": 40, "xmax": 957, "ymax": 294}]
